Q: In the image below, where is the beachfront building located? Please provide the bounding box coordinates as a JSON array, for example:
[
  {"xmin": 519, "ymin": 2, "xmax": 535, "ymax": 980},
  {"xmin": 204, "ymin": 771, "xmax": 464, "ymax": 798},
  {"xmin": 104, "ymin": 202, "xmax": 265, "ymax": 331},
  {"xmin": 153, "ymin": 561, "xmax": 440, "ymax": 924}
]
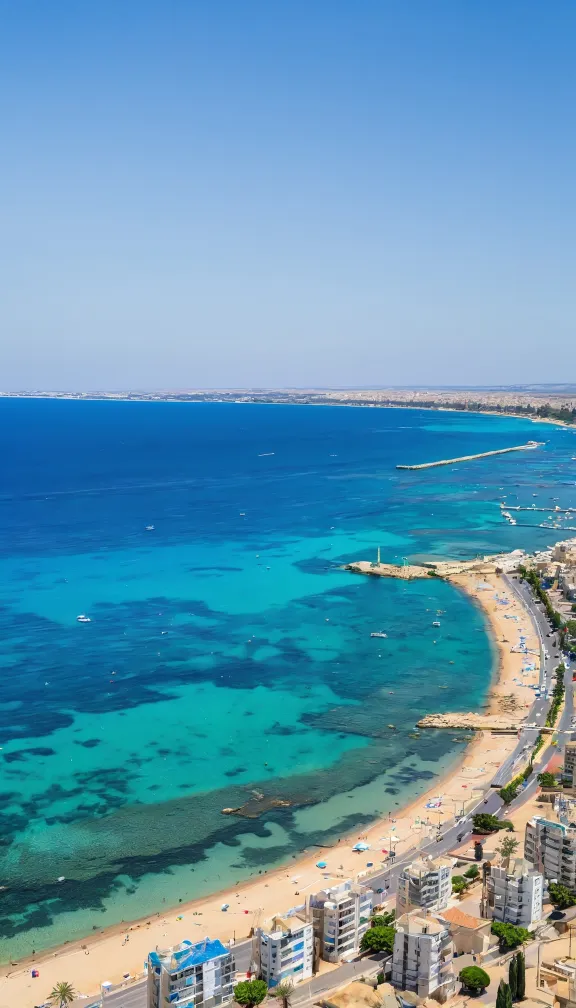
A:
[
  {"xmin": 391, "ymin": 911, "xmax": 455, "ymax": 1001},
  {"xmin": 482, "ymin": 859, "xmax": 544, "ymax": 928},
  {"xmin": 256, "ymin": 916, "xmax": 314, "ymax": 987},
  {"xmin": 563, "ymin": 742, "xmax": 576, "ymax": 787},
  {"xmin": 396, "ymin": 856, "xmax": 453, "ymax": 915},
  {"xmin": 525, "ymin": 815, "xmax": 576, "ymax": 887},
  {"xmin": 310, "ymin": 880, "xmax": 373, "ymax": 963},
  {"xmin": 147, "ymin": 938, "xmax": 235, "ymax": 1008}
]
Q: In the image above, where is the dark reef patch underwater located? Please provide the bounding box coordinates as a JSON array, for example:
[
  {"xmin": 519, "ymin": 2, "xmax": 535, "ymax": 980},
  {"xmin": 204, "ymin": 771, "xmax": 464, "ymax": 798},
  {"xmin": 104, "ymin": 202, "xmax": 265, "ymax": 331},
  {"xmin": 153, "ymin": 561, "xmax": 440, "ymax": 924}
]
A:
[{"xmin": 0, "ymin": 398, "xmax": 573, "ymax": 958}]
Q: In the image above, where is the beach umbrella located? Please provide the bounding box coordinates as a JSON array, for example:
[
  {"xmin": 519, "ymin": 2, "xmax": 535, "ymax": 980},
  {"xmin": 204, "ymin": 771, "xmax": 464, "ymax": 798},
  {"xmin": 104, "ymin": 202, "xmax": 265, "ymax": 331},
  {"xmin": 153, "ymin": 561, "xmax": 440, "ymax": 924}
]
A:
[{"xmin": 316, "ymin": 861, "xmax": 327, "ymax": 868}]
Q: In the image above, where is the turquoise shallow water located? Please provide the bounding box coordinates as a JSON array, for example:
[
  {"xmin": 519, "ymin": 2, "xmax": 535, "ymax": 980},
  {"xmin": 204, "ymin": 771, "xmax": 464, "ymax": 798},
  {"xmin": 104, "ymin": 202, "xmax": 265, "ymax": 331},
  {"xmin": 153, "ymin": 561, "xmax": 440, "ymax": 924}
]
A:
[{"xmin": 0, "ymin": 400, "xmax": 575, "ymax": 959}]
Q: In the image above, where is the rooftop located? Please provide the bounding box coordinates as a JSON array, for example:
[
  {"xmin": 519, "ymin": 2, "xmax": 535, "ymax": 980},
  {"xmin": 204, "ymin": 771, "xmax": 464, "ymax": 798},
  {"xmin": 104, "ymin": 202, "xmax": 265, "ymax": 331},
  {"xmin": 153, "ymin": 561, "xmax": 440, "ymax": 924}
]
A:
[
  {"xmin": 441, "ymin": 907, "xmax": 488, "ymax": 931},
  {"xmin": 401, "ymin": 855, "xmax": 453, "ymax": 878},
  {"xmin": 395, "ymin": 911, "xmax": 448, "ymax": 936},
  {"xmin": 148, "ymin": 937, "xmax": 230, "ymax": 972}
]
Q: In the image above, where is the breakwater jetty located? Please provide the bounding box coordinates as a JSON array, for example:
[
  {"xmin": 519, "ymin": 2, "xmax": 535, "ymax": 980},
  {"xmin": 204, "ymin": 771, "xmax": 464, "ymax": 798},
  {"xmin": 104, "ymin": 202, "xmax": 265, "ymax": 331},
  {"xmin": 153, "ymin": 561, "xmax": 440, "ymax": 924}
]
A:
[
  {"xmin": 397, "ymin": 440, "xmax": 542, "ymax": 470},
  {"xmin": 417, "ymin": 712, "xmax": 522, "ymax": 731}
]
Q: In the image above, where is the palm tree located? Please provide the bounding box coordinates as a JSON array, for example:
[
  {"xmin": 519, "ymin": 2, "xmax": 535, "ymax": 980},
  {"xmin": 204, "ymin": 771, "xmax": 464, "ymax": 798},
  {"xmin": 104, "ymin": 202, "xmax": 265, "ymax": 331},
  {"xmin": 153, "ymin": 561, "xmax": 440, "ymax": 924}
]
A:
[
  {"xmin": 498, "ymin": 836, "xmax": 519, "ymax": 868},
  {"xmin": 48, "ymin": 981, "xmax": 77, "ymax": 1008},
  {"xmin": 270, "ymin": 981, "xmax": 294, "ymax": 1008}
]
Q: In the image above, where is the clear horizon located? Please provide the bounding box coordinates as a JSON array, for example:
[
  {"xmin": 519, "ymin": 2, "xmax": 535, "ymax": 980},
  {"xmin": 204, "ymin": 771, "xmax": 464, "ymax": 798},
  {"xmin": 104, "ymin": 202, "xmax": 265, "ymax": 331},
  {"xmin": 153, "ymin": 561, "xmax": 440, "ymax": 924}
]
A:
[{"xmin": 1, "ymin": 1, "xmax": 575, "ymax": 390}]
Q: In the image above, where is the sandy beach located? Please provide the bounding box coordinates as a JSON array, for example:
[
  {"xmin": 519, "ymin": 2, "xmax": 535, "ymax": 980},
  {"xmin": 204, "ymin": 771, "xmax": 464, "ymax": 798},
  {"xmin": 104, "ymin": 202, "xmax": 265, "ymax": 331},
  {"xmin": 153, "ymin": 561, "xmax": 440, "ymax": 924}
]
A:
[{"xmin": 0, "ymin": 572, "xmax": 542, "ymax": 1008}]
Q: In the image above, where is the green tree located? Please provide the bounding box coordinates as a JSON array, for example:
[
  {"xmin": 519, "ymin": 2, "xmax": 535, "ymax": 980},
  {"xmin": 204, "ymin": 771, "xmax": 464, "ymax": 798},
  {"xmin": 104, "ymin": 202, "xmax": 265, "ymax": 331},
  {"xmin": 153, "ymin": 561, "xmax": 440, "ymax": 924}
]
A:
[
  {"xmin": 496, "ymin": 980, "xmax": 512, "ymax": 1008},
  {"xmin": 491, "ymin": 921, "xmax": 532, "ymax": 951},
  {"xmin": 516, "ymin": 951, "xmax": 526, "ymax": 1001},
  {"xmin": 459, "ymin": 966, "xmax": 490, "ymax": 992},
  {"xmin": 234, "ymin": 980, "xmax": 268, "ymax": 1008},
  {"xmin": 538, "ymin": 772, "xmax": 556, "ymax": 787},
  {"xmin": 498, "ymin": 836, "xmax": 520, "ymax": 865},
  {"xmin": 360, "ymin": 925, "xmax": 395, "ymax": 954},
  {"xmin": 472, "ymin": 814, "xmax": 513, "ymax": 834},
  {"xmin": 48, "ymin": 983, "xmax": 76, "ymax": 1008},
  {"xmin": 499, "ymin": 783, "xmax": 520, "ymax": 804},
  {"xmin": 371, "ymin": 911, "xmax": 395, "ymax": 927},
  {"xmin": 270, "ymin": 982, "xmax": 293, "ymax": 1008},
  {"xmin": 509, "ymin": 954, "xmax": 518, "ymax": 1000},
  {"xmin": 463, "ymin": 864, "xmax": 480, "ymax": 880},
  {"xmin": 452, "ymin": 875, "xmax": 469, "ymax": 895},
  {"xmin": 548, "ymin": 882, "xmax": 576, "ymax": 909}
]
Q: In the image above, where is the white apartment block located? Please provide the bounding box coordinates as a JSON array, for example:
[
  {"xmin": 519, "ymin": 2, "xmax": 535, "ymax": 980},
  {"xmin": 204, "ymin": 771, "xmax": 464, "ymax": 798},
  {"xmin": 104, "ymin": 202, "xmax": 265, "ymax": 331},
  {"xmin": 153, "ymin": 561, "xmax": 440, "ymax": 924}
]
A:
[
  {"xmin": 392, "ymin": 911, "xmax": 455, "ymax": 1001},
  {"xmin": 310, "ymin": 880, "xmax": 373, "ymax": 963},
  {"xmin": 147, "ymin": 938, "xmax": 234, "ymax": 1008},
  {"xmin": 396, "ymin": 856, "xmax": 453, "ymax": 915},
  {"xmin": 525, "ymin": 815, "xmax": 576, "ymax": 887},
  {"xmin": 484, "ymin": 859, "xmax": 544, "ymax": 928},
  {"xmin": 256, "ymin": 916, "xmax": 314, "ymax": 987}
]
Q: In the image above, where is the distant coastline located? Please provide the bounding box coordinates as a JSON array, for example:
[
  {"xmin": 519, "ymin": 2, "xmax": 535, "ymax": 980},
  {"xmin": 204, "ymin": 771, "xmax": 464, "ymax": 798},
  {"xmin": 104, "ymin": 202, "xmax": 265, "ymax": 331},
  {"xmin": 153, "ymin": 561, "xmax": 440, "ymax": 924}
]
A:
[{"xmin": 0, "ymin": 388, "xmax": 574, "ymax": 428}]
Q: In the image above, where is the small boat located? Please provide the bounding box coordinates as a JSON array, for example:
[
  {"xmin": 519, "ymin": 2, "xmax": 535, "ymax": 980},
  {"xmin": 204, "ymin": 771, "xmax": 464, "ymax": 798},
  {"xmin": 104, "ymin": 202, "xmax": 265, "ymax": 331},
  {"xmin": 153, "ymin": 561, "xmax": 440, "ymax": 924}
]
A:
[
  {"xmin": 370, "ymin": 632, "xmax": 388, "ymax": 638},
  {"xmin": 76, "ymin": 615, "xmax": 91, "ymax": 623},
  {"xmin": 145, "ymin": 525, "xmax": 155, "ymax": 531},
  {"xmin": 56, "ymin": 876, "xmax": 66, "ymax": 883},
  {"xmin": 432, "ymin": 621, "xmax": 441, "ymax": 627}
]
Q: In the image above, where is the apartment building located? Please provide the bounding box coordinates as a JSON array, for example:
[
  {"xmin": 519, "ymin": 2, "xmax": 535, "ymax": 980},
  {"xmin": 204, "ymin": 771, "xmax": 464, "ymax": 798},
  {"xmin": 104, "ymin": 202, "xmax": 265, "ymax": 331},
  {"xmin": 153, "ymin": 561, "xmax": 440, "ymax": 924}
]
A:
[
  {"xmin": 391, "ymin": 911, "xmax": 455, "ymax": 1001},
  {"xmin": 563, "ymin": 742, "xmax": 576, "ymax": 787},
  {"xmin": 147, "ymin": 938, "xmax": 234, "ymax": 1008},
  {"xmin": 396, "ymin": 856, "xmax": 453, "ymax": 915},
  {"xmin": 310, "ymin": 881, "xmax": 373, "ymax": 963},
  {"xmin": 256, "ymin": 916, "xmax": 314, "ymax": 987},
  {"xmin": 525, "ymin": 815, "xmax": 576, "ymax": 887},
  {"xmin": 540, "ymin": 956, "xmax": 576, "ymax": 1008},
  {"xmin": 483, "ymin": 859, "xmax": 544, "ymax": 928}
]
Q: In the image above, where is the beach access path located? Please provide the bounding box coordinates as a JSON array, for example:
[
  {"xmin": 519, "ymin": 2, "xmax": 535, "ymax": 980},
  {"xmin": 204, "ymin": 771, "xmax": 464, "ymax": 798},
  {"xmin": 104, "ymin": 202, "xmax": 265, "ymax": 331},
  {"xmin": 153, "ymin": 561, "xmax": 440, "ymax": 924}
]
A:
[{"xmin": 0, "ymin": 572, "xmax": 553, "ymax": 1008}]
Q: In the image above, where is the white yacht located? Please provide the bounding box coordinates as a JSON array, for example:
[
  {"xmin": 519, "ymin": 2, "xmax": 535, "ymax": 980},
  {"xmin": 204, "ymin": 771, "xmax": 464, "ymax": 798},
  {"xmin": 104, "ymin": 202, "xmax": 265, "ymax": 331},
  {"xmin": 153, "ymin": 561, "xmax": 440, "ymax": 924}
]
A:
[{"xmin": 76, "ymin": 614, "xmax": 91, "ymax": 623}]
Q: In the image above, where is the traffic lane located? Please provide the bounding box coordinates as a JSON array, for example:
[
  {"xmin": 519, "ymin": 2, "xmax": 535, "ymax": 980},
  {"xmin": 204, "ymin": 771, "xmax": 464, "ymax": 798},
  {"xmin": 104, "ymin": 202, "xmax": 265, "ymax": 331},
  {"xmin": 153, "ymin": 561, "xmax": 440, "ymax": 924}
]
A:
[
  {"xmin": 98, "ymin": 981, "xmax": 146, "ymax": 1008},
  {"xmin": 291, "ymin": 953, "xmax": 385, "ymax": 1005}
]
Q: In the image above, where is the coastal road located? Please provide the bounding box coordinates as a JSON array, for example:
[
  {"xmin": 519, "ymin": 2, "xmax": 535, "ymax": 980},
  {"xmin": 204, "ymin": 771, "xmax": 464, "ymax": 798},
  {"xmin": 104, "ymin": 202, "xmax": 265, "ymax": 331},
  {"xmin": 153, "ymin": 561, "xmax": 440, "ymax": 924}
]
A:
[{"xmin": 489, "ymin": 572, "xmax": 564, "ymax": 787}]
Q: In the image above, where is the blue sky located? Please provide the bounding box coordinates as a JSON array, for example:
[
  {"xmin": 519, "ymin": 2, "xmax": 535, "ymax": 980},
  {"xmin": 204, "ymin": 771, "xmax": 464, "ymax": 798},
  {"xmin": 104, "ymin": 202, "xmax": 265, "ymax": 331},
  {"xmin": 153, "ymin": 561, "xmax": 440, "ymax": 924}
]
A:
[{"xmin": 1, "ymin": 1, "xmax": 574, "ymax": 389}]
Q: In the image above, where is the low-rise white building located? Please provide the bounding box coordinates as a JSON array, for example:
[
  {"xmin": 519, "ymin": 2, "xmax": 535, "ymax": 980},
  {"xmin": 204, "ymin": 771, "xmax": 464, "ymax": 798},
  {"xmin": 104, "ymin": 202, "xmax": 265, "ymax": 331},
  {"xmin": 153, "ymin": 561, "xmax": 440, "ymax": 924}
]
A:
[
  {"xmin": 310, "ymin": 881, "xmax": 373, "ymax": 963},
  {"xmin": 391, "ymin": 911, "xmax": 455, "ymax": 1001},
  {"xmin": 483, "ymin": 859, "xmax": 544, "ymax": 927},
  {"xmin": 256, "ymin": 916, "xmax": 314, "ymax": 987},
  {"xmin": 396, "ymin": 856, "xmax": 453, "ymax": 915},
  {"xmin": 147, "ymin": 938, "xmax": 234, "ymax": 1008}
]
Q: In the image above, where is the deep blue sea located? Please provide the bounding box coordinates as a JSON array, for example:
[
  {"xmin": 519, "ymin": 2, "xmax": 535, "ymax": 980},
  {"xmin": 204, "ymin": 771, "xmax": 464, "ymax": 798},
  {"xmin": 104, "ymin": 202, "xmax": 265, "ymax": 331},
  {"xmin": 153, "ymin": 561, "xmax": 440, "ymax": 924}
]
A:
[{"xmin": 1, "ymin": 399, "xmax": 575, "ymax": 960}]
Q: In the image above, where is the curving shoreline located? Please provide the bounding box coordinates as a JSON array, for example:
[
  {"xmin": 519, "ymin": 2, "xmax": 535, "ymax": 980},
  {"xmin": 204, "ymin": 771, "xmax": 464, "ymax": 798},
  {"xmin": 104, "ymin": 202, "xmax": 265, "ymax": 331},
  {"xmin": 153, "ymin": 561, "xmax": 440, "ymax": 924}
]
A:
[{"xmin": 0, "ymin": 568, "xmax": 542, "ymax": 1008}]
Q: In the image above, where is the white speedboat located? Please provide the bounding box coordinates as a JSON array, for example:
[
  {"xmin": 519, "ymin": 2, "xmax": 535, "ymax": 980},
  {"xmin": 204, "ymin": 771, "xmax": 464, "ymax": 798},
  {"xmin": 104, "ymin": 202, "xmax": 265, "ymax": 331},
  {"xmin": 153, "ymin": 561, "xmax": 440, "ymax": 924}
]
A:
[
  {"xmin": 76, "ymin": 614, "xmax": 91, "ymax": 623},
  {"xmin": 370, "ymin": 631, "xmax": 388, "ymax": 638},
  {"xmin": 432, "ymin": 621, "xmax": 441, "ymax": 627},
  {"xmin": 145, "ymin": 525, "xmax": 155, "ymax": 530}
]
